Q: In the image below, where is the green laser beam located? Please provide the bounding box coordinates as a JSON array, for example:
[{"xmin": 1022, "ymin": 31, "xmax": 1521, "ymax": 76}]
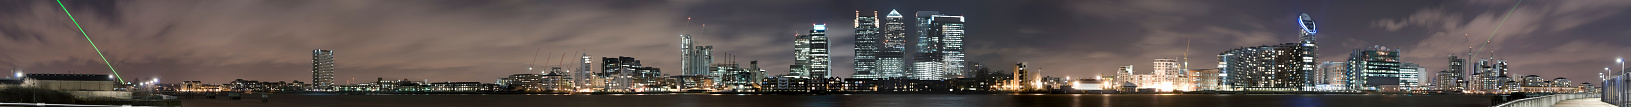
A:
[
  {"xmin": 1472, "ymin": 0, "xmax": 1524, "ymax": 59},
  {"xmin": 55, "ymin": 0, "xmax": 125, "ymax": 83}
]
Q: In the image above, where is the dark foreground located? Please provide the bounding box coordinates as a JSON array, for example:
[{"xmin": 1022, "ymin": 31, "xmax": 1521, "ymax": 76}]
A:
[{"xmin": 181, "ymin": 94, "xmax": 1494, "ymax": 107}]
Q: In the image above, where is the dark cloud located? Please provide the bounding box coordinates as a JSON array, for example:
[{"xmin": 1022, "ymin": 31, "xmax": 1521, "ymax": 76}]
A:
[{"xmin": 0, "ymin": 0, "xmax": 1626, "ymax": 85}]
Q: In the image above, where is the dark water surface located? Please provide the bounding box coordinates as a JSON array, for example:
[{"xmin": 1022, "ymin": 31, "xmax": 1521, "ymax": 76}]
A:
[{"xmin": 182, "ymin": 94, "xmax": 1494, "ymax": 107}]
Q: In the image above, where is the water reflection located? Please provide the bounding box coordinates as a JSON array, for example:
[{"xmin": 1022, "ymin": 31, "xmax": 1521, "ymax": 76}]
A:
[{"xmin": 183, "ymin": 94, "xmax": 1495, "ymax": 107}]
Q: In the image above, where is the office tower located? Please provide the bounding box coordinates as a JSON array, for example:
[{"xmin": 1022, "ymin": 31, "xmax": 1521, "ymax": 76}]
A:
[
  {"xmin": 911, "ymin": 11, "xmax": 967, "ymax": 80},
  {"xmin": 853, "ymin": 10, "xmax": 881, "ymax": 79},
  {"xmin": 1344, "ymin": 45, "xmax": 1401, "ymax": 90},
  {"xmin": 600, "ymin": 56, "xmax": 641, "ymax": 92},
  {"xmin": 1217, "ymin": 13, "xmax": 1318, "ymax": 91},
  {"xmin": 878, "ymin": 10, "xmax": 909, "ymax": 79},
  {"xmin": 791, "ymin": 24, "xmax": 831, "ymax": 78},
  {"xmin": 312, "ymin": 49, "xmax": 335, "ymax": 90},
  {"xmin": 681, "ymin": 34, "xmax": 714, "ymax": 76},
  {"xmin": 577, "ymin": 53, "xmax": 593, "ymax": 90},
  {"xmin": 1401, "ymin": 63, "xmax": 1423, "ymax": 90}
]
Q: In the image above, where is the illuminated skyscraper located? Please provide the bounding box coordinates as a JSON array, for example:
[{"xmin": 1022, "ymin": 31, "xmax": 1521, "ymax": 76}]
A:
[
  {"xmin": 311, "ymin": 49, "xmax": 335, "ymax": 90},
  {"xmin": 578, "ymin": 53, "xmax": 593, "ymax": 90},
  {"xmin": 681, "ymin": 34, "xmax": 713, "ymax": 76},
  {"xmin": 852, "ymin": 10, "xmax": 881, "ymax": 79},
  {"xmin": 878, "ymin": 10, "xmax": 910, "ymax": 79},
  {"xmin": 791, "ymin": 24, "xmax": 830, "ymax": 78},
  {"xmin": 1217, "ymin": 13, "xmax": 1318, "ymax": 91},
  {"xmin": 911, "ymin": 11, "xmax": 966, "ymax": 80}
]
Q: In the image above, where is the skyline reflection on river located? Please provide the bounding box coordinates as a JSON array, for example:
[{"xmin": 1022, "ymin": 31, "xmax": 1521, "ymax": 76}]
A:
[{"xmin": 181, "ymin": 94, "xmax": 1494, "ymax": 107}]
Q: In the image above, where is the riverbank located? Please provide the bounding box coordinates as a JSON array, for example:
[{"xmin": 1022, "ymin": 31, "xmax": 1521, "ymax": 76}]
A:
[{"xmin": 180, "ymin": 94, "xmax": 1496, "ymax": 107}]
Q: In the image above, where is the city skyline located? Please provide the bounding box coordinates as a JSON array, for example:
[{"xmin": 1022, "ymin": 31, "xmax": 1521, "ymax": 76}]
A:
[{"xmin": 0, "ymin": 0, "xmax": 1628, "ymax": 85}]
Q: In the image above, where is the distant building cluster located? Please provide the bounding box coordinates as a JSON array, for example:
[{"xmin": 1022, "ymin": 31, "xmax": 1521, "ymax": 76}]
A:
[
  {"xmin": 1094, "ymin": 13, "xmax": 1594, "ymax": 94},
  {"xmin": 119, "ymin": 11, "xmax": 1601, "ymax": 95}
]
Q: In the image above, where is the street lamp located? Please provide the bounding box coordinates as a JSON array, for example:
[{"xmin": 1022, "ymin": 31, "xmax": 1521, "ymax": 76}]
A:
[{"xmin": 1618, "ymin": 58, "xmax": 1625, "ymax": 74}]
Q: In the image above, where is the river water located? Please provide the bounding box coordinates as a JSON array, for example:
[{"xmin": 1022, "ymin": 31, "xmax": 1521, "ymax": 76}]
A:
[{"xmin": 180, "ymin": 94, "xmax": 1495, "ymax": 107}]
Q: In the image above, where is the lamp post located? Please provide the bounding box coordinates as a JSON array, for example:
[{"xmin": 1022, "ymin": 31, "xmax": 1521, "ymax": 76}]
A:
[{"xmin": 1617, "ymin": 58, "xmax": 1625, "ymax": 75}]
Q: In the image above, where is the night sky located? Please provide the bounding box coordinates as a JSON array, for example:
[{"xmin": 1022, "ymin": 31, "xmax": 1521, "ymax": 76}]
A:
[{"xmin": 1, "ymin": 0, "xmax": 1628, "ymax": 84}]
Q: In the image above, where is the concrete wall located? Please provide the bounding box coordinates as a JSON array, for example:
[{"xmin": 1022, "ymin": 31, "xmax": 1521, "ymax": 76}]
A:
[
  {"xmin": 68, "ymin": 91, "xmax": 131, "ymax": 99},
  {"xmin": 24, "ymin": 80, "xmax": 117, "ymax": 91}
]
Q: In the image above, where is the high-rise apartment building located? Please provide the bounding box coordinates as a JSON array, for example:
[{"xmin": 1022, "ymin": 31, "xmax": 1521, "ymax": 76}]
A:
[
  {"xmin": 1439, "ymin": 55, "xmax": 1466, "ymax": 91},
  {"xmin": 577, "ymin": 53, "xmax": 593, "ymax": 90},
  {"xmin": 1217, "ymin": 13, "xmax": 1318, "ymax": 91},
  {"xmin": 312, "ymin": 49, "xmax": 335, "ymax": 90}
]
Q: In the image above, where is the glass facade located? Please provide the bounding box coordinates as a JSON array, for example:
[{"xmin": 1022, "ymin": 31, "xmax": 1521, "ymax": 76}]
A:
[
  {"xmin": 910, "ymin": 11, "xmax": 966, "ymax": 80},
  {"xmin": 680, "ymin": 34, "xmax": 714, "ymax": 76},
  {"xmin": 1344, "ymin": 45, "xmax": 1401, "ymax": 90},
  {"xmin": 792, "ymin": 24, "xmax": 830, "ymax": 78},
  {"xmin": 853, "ymin": 10, "xmax": 881, "ymax": 79}
]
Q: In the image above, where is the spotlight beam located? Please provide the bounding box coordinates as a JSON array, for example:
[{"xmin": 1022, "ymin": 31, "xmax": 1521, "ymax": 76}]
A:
[{"xmin": 55, "ymin": 0, "xmax": 126, "ymax": 83}]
